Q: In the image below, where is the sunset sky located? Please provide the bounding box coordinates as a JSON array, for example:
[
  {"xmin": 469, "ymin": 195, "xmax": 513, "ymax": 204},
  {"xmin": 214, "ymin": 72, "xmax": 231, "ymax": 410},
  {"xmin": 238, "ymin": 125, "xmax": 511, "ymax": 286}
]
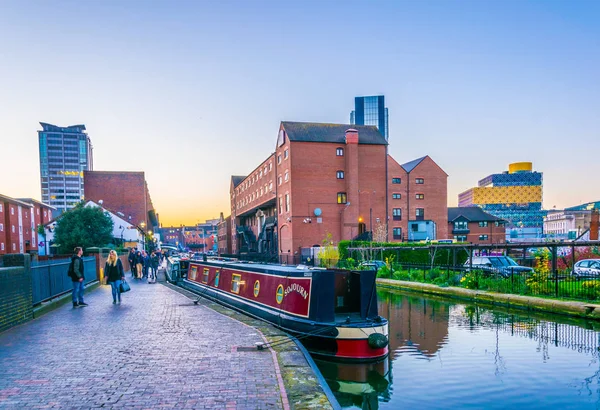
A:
[{"xmin": 1, "ymin": 0, "xmax": 598, "ymax": 226}]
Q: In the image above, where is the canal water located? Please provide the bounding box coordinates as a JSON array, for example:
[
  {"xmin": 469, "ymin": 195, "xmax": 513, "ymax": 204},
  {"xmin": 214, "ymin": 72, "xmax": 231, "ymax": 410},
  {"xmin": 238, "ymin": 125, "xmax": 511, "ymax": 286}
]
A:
[{"xmin": 315, "ymin": 290, "xmax": 600, "ymax": 410}]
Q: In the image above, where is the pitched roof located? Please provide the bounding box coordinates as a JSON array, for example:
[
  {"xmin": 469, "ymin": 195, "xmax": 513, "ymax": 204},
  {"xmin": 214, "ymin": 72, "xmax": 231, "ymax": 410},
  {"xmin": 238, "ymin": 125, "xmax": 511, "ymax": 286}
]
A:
[
  {"xmin": 16, "ymin": 198, "xmax": 57, "ymax": 210},
  {"xmin": 281, "ymin": 121, "xmax": 387, "ymax": 145},
  {"xmin": 448, "ymin": 207, "xmax": 504, "ymax": 222},
  {"xmin": 401, "ymin": 156, "xmax": 427, "ymax": 173},
  {"xmin": 231, "ymin": 175, "xmax": 246, "ymax": 187}
]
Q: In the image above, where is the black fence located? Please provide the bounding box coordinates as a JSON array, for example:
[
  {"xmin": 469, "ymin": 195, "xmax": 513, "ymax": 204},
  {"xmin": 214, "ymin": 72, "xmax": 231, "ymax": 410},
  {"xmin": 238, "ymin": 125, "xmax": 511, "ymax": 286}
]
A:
[
  {"xmin": 31, "ymin": 256, "xmax": 97, "ymax": 305},
  {"xmin": 347, "ymin": 241, "xmax": 600, "ymax": 302}
]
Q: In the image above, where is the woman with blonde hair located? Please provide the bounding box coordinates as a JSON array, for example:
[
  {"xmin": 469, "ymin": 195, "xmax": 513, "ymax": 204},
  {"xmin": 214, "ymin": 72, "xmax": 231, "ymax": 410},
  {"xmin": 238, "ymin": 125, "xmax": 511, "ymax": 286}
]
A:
[{"xmin": 105, "ymin": 250, "xmax": 125, "ymax": 304}]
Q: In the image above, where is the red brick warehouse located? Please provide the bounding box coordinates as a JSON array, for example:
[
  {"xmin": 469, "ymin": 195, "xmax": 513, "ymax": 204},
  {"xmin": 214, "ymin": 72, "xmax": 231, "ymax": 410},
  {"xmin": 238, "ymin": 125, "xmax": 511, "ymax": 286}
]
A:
[{"xmin": 221, "ymin": 121, "xmax": 448, "ymax": 262}]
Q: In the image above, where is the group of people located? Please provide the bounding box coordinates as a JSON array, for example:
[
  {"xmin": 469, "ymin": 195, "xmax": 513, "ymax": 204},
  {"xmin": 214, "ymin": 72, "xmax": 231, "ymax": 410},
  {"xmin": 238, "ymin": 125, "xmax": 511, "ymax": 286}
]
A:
[
  {"xmin": 69, "ymin": 247, "xmax": 166, "ymax": 308},
  {"xmin": 127, "ymin": 248, "xmax": 163, "ymax": 281}
]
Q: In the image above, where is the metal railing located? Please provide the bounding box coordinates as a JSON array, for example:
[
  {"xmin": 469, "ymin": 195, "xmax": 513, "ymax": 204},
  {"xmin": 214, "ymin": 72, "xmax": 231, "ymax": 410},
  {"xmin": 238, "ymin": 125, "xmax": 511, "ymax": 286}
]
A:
[{"xmin": 31, "ymin": 256, "xmax": 97, "ymax": 305}]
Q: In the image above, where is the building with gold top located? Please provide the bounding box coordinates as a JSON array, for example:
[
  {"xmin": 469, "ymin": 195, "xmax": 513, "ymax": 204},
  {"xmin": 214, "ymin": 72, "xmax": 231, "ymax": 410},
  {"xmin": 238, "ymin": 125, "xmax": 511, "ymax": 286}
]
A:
[{"xmin": 458, "ymin": 162, "xmax": 546, "ymax": 241}]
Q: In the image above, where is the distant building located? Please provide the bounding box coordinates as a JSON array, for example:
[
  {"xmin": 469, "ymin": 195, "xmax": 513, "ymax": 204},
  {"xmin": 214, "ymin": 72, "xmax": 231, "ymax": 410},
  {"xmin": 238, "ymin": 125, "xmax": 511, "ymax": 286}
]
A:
[
  {"xmin": 228, "ymin": 121, "xmax": 448, "ymax": 263},
  {"xmin": 350, "ymin": 95, "xmax": 389, "ymax": 140},
  {"xmin": 157, "ymin": 226, "xmax": 183, "ymax": 248},
  {"xmin": 544, "ymin": 201, "xmax": 600, "ymax": 241},
  {"xmin": 83, "ymin": 171, "xmax": 158, "ymax": 233},
  {"xmin": 565, "ymin": 201, "xmax": 600, "ymax": 212},
  {"xmin": 183, "ymin": 220, "xmax": 218, "ymax": 252},
  {"xmin": 458, "ymin": 162, "xmax": 546, "ymax": 241},
  {"xmin": 0, "ymin": 194, "xmax": 54, "ymax": 255},
  {"xmin": 217, "ymin": 212, "xmax": 232, "ymax": 255},
  {"xmin": 43, "ymin": 201, "xmax": 143, "ymax": 252},
  {"xmin": 38, "ymin": 123, "xmax": 93, "ymax": 214},
  {"xmin": 448, "ymin": 207, "xmax": 506, "ymax": 244},
  {"xmin": 388, "ymin": 156, "xmax": 448, "ymax": 241}
]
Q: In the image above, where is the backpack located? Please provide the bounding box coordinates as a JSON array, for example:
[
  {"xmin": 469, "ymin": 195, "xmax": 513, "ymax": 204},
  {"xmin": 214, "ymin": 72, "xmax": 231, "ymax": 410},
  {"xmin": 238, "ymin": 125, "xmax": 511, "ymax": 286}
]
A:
[{"xmin": 67, "ymin": 259, "xmax": 75, "ymax": 279}]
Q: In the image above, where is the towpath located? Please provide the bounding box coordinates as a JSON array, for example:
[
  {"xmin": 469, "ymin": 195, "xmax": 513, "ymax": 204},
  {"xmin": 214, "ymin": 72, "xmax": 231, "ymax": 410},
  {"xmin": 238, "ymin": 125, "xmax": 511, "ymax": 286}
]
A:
[{"xmin": 0, "ymin": 269, "xmax": 289, "ymax": 409}]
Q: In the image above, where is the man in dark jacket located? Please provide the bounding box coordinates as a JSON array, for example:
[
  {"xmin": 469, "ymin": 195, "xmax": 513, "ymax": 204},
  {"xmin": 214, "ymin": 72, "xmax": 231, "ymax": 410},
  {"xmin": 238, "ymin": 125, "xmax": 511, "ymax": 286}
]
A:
[
  {"xmin": 128, "ymin": 248, "xmax": 136, "ymax": 279},
  {"xmin": 69, "ymin": 247, "xmax": 88, "ymax": 308}
]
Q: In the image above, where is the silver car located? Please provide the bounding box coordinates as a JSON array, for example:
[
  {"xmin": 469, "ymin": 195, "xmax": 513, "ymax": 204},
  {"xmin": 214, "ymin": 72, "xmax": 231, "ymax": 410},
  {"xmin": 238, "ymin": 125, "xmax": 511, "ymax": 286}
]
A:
[
  {"xmin": 463, "ymin": 256, "xmax": 534, "ymax": 278},
  {"xmin": 572, "ymin": 259, "xmax": 600, "ymax": 280}
]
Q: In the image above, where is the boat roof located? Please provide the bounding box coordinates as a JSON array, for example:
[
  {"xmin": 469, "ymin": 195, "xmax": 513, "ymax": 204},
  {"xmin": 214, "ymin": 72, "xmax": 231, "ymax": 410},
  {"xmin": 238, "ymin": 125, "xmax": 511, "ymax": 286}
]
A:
[{"xmin": 187, "ymin": 258, "xmax": 330, "ymax": 275}]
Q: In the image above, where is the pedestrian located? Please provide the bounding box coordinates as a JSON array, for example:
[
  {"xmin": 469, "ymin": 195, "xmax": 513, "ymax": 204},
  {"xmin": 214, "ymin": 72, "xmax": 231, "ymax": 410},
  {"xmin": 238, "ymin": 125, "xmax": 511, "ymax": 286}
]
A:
[
  {"xmin": 149, "ymin": 251, "xmax": 159, "ymax": 282},
  {"xmin": 128, "ymin": 248, "xmax": 136, "ymax": 278},
  {"xmin": 69, "ymin": 247, "xmax": 88, "ymax": 308},
  {"xmin": 135, "ymin": 250, "xmax": 143, "ymax": 280},
  {"xmin": 142, "ymin": 251, "xmax": 149, "ymax": 278},
  {"xmin": 105, "ymin": 250, "xmax": 125, "ymax": 304}
]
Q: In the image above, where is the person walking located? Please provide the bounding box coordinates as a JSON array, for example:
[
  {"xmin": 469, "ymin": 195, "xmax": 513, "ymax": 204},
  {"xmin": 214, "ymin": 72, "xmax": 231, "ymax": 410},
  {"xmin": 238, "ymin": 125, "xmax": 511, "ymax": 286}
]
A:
[
  {"xmin": 149, "ymin": 251, "xmax": 159, "ymax": 282},
  {"xmin": 128, "ymin": 248, "xmax": 137, "ymax": 279},
  {"xmin": 135, "ymin": 250, "xmax": 143, "ymax": 280},
  {"xmin": 69, "ymin": 247, "xmax": 88, "ymax": 308},
  {"xmin": 105, "ymin": 250, "xmax": 125, "ymax": 304},
  {"xmin": 142, "ymin": 251, "xmax": 149, "ymax": 278}
]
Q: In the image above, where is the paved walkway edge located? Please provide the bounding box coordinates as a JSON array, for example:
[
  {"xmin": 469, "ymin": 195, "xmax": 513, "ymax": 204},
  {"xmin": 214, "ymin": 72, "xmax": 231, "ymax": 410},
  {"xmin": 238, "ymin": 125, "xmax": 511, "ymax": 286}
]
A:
[
  {"xmin": 163, "ymin": 281, "xmax": 335, "ymax": 409},
  {"xmin": 377, "ymin": 278, "xmax": 600, "ymax": 320},
  {"xmin": 32, "ymin": 281, "xmax": 100, "ymax": 318}
]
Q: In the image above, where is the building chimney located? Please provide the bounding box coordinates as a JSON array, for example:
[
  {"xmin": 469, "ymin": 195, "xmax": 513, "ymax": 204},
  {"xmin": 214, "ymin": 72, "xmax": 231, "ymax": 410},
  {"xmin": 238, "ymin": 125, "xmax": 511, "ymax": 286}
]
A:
[{"xmin": 343, "ymin": 129, "xmax": 360, "ymax": 240}]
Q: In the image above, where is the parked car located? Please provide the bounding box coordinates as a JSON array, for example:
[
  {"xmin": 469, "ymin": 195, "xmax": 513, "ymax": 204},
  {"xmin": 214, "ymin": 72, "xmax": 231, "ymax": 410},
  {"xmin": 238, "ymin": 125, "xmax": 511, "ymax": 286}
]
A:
[
  {"xmin": 463, "ymin": 256, "xmax": 534, "ymax": 278},
  {"xmin": 359, "ymin": 260, "xmax": 386, "ymax": 271},
  {"xmin": 572, "ymin": 259, "xmax": 600, "ymax": 280}
]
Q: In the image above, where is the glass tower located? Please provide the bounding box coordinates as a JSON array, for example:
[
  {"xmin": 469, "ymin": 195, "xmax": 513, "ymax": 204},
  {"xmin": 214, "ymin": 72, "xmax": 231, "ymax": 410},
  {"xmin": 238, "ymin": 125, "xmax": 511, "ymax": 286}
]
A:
[
  {"xmin": 458, "ymin": 162, "xmax": 546, "ymax": 241},
  {"xmin": 38, "ymin": 122, "xmax": 93, "ymax": 214},
  {"xmin": 350, "ymin": 95, "xmax": 389, "ymax": 140}
]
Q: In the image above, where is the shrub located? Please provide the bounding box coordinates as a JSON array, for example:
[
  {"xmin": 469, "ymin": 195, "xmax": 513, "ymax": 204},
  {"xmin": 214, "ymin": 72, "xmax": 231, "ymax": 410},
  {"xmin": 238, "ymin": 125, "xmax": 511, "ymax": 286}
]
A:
[{"xmin": 460, "ymin": 272, "xmax": 478, "ymax": 289}]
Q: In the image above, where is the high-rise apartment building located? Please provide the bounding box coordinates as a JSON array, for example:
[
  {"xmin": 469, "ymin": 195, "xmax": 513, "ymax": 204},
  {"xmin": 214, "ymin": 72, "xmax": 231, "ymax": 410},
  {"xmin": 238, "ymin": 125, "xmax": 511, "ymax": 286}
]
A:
[
  {"xmin": 38, "ymin": 123, "xmax": 93, "ymax": 214},
  {"xmin": 350, "ymin": 95, "xmax": 389, "ymax": 140},
  {"xmin": 458, "ymin": 162, "xmax": 546, "ymax": 241}
]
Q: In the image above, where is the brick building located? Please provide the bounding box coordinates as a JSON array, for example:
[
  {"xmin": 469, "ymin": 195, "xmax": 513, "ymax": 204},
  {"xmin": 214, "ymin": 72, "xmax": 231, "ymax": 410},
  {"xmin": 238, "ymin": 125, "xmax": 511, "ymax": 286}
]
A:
[
  {"xmin": 226, "ymin": 121, "xmax": 448, "ymax": 262},
  {"xmin": 217, "ymin": 213, "xmax": 232, "ymax": 255},
  {"xmin": 448, "ymin": 207, "xmax": 506, "ymax": 244},
  {"xmin": 387, "ymin": 155, "xmax": 448, "ymax": 241},
  {"xmin": 0, "ymin": 194, "xmax": 55, "ymax": 255},
  {"xmin": 83, "ymin": 171, "xmax": 158, "ymax": 232}
]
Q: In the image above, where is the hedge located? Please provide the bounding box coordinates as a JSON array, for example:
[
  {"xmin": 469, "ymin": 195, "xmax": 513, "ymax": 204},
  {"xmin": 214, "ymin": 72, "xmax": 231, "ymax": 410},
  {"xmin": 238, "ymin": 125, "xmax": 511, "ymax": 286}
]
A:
[{"xmin": 338, "ymin": 240, "xmax": 469, "ymax": 266}]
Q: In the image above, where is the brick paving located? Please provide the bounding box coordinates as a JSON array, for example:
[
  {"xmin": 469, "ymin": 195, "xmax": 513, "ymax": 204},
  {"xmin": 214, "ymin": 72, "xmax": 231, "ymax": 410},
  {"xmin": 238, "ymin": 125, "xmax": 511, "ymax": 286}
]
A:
[{"xmin": 0, "ymin": 269, "xmax": 287, "ymax": 409}]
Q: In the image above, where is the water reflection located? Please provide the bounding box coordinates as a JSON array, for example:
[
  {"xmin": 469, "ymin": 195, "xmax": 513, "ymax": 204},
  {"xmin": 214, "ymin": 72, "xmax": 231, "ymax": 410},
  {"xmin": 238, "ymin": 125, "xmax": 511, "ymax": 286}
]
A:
[
  {"xmin": 314, "ymin": 358, "xmax": 391, "ymax": 409},
  {"xmin": 316, "ymin": 290, "xmax": 600, "ymax": 409}
]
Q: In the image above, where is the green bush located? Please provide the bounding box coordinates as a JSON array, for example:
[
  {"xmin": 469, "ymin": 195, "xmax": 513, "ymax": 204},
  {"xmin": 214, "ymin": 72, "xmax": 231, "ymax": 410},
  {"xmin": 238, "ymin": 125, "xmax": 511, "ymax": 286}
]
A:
[{"xmin": 338, "ymin": 240, "xmax": 469, "ymax": 266}]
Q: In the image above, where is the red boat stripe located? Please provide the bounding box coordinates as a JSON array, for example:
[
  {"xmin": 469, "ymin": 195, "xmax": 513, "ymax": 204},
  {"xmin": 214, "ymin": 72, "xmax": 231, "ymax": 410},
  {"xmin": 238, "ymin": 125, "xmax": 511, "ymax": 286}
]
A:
[{"xmin": 335, "ymin": 339, "xmax": 388, "ymax": 359}]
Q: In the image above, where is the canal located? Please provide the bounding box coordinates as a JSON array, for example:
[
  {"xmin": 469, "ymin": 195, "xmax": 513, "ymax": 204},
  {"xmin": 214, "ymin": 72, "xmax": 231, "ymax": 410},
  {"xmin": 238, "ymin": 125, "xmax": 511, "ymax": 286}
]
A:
[{"xmin": 315, "ymin": 289, "xmax": 600, "ymax": 409}]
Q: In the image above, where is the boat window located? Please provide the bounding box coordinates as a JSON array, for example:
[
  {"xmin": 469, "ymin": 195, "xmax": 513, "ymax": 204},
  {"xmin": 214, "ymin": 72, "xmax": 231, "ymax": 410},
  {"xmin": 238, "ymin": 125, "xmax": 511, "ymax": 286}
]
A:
[
  {"xmin": 231, "ymin": 274, "xmax": 242, "ymax": 294},
  {"xmin": 202, "ymin": 268, "xmax": 209, "ymax": 284},
  {"xmin": 276, "ymin": 284, "xmax": 284, "ymax": 304},
  {"xmin": 254, "ymin": 280, "xmax": 260, "ymax": 297},
  {"xmin": 214, "ymin": 270, "xmax": 220, "ymax": 287},
  {"xmin": 189, "ymin": 266, "xmax": 198, "ymax": 281}
]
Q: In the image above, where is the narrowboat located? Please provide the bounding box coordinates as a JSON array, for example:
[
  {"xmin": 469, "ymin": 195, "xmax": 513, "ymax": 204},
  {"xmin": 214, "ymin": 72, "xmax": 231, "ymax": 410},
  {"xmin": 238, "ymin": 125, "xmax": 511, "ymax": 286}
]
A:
[{"xmin": 178, "ymin": 259, "xmax": 389, "ymax": 362}]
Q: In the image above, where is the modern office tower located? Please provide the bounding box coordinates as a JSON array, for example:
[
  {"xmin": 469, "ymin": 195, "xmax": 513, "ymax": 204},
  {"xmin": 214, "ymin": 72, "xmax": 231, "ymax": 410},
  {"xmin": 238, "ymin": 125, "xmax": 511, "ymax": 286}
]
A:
[
  {"xmin": 458, "ymin": 162, "xmax": 546, "ymax": 241},
  {"xmin": 38, "ymin": 123, "xmax": 93, "ymax": 214},
  {"xmin": 350, "ymin": 95, "xmax": 389, "ymax": 140}
]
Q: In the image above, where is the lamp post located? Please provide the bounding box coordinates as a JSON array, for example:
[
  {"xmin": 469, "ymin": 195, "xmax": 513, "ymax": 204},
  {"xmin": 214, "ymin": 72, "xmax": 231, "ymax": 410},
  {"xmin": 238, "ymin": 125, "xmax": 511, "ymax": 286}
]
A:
[{"xmin": 140, "ymin": 221, "xmax": 146, "ymax": 251}]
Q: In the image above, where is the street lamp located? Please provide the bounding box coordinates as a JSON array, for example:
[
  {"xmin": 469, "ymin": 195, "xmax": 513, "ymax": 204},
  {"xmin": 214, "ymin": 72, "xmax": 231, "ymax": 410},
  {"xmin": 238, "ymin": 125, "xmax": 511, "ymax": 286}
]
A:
[{"xmin": 139, "ymin": 222, "xmax": 146, "ymax": 251}]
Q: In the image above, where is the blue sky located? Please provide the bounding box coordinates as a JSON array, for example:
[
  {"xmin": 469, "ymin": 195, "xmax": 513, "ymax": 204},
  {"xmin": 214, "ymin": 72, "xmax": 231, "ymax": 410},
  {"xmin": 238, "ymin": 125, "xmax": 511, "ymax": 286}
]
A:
[{"xmin": 0, "ymin": 0, "xmax": 598, "ymax": 225}]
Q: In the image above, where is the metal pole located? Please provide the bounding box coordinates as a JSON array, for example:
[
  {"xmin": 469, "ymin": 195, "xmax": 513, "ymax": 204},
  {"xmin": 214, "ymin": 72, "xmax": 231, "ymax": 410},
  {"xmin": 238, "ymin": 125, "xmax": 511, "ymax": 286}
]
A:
[{"xmin": 552, "ymin": 245, "xmax": 558, "ymax": 297}]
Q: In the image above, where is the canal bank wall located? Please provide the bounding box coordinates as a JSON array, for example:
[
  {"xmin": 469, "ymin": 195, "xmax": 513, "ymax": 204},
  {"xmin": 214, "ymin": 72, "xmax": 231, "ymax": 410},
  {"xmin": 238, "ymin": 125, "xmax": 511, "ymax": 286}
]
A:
[
  {"xmin": 163, "ymin": 281, "xmax": 338, "ymax": 410},
  {"xmin": 377, "ymin": 278, "xmax": 600, "ymax": 320}
]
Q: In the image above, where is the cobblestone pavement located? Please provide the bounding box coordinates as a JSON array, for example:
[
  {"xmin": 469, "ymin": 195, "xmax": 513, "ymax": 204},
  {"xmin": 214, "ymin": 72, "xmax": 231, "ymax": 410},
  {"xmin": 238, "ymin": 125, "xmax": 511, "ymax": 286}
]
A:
[{"xmin": 0, "ymin": 270, "xmax": 286, "ymax": 409}]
